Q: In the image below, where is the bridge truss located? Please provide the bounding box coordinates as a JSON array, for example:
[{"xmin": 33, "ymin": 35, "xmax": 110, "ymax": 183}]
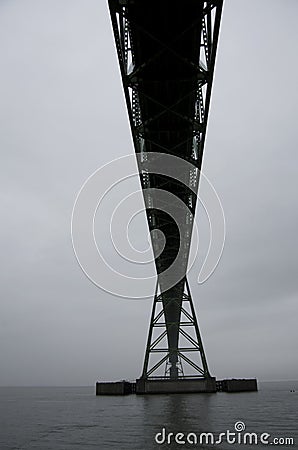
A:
[{"xmin": 108, "ymin": 0, "xmax": 223, "ymax": 380}]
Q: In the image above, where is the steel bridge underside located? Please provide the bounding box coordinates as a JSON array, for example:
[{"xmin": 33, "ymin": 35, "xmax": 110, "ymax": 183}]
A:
[{"xmin": 109, "ymin": 0, "xmax": 223, "ymax": 379}]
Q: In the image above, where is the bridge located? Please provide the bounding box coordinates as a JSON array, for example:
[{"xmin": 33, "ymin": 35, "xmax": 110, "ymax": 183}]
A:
[{"xmin": 99, "ymin": 0, "xmax": 257, "ymax": 394}]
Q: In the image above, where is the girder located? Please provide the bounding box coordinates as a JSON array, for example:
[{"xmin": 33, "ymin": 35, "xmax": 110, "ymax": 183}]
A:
[{"xmin": 109, "ymin": 0, "xmax": 223, "ymax": 379}]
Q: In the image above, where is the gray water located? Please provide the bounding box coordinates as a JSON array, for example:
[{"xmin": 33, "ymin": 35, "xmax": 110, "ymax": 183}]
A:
[{"xmin": 0, "ymin": 381, "xmax": 297, "ymax": 450}]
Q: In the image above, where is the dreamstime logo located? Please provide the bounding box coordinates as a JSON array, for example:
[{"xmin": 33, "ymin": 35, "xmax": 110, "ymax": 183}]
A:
[
  {"xmin": 71, "ymin": 152, "xmax": 225, "ymax": 299},
  {"xmin": 154, "ymin": 421, "xmax": 295, "ymax": 446},
  {"xmin": 234, "ymin": 421, "xmax": 246, "ymax": 432}
]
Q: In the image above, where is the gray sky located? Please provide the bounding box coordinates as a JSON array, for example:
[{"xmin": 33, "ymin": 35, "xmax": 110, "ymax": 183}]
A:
[{"xmin": 0, "ymin": 0, "xmax": 297, "ymax": 386}]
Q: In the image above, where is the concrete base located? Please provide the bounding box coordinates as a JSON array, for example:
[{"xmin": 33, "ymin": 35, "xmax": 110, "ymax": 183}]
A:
[
  {"xmin": 95, "ymin": 377, "xmax": 258, "ymax": 395},
  {"xmin": 136, "ymin": 377, "xmax": 217, "ymax": 394},
  {"xmin": 217, "ymin": 378, "xmax": 258, "ymax": 392},
  {"xmin": 96, "ymin": 381, "xmax": 135, "ymax": 395}
]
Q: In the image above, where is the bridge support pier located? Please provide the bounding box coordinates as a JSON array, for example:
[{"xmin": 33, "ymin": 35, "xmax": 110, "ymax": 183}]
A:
[{"xmin": 136, "ymin": 377, "xmax": 217, "ymax": 394}]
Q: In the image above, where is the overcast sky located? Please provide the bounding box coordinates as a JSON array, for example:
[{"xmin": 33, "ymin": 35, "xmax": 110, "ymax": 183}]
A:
[{"xmin": 0, "ymin": 0, "xmax": 297, "ymax": 386}]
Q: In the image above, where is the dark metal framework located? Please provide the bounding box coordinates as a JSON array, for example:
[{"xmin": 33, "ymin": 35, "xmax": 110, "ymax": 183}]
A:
[{"xmin": 108, "ymin": 0, "xmax": 223, "ymax": 379}]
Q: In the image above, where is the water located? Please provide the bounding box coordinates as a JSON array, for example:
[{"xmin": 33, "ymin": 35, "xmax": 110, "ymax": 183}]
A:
[{"xmin": 0, "ymin": 381, "xmax": 297, "ymax": 449}]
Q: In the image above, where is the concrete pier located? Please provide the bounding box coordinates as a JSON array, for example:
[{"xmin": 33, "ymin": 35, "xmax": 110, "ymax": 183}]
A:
[
  {"xmin": 95, "ymin": 381, "xmax": 135, "ymax": 395},
  {"xmin": 96, "ymin": 377, "xmax": 257, "ymax": 395},
  {"xmin": 135, "ymin": 377, "xmax": 217, "ymax": 394},
  {"xmin": 216, "ymin": 378, "xmax": 258, "ymax": 392}
]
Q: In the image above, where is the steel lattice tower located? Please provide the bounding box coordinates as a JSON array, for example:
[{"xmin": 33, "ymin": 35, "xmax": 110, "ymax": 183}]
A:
[{"xmin": 109, "ymin": 0, "xmax": 223, "ymax": 386}]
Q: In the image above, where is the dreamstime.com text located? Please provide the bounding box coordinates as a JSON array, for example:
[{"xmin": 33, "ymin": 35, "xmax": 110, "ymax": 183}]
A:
[{"xmin": 155, "ymin": 421, "xmax": 295, "ymax": 446}]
